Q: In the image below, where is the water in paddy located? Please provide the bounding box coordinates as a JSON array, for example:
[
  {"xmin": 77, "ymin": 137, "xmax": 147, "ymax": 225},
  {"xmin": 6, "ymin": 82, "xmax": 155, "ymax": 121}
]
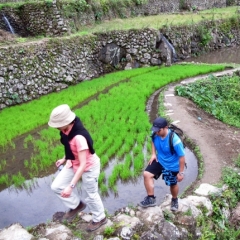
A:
[
  {"xmin": 1, "ymin": 46, "xmax": 240, "ymax": 229},
  {"xmin": 0, "ymin": 148, "xmax": 197, "ymax": 228},
  {"xmin": 184, "ymin": 46, "xmax": 240, "ymax": 64}
]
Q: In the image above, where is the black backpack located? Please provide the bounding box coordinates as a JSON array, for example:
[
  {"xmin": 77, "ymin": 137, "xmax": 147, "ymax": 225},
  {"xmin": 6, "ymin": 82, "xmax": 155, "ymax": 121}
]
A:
[
  {"xmin": 168, "ymin": 124, "xmax": 186, "ymax": 154},
  {"xmin": 151, "ymin": 124, "xmax": 187, "ymax": 168}
]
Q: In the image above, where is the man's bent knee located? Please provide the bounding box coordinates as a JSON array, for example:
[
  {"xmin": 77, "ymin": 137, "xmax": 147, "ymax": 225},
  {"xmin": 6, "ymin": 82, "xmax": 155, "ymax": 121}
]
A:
[{"xmin": 143, "ymin": 171, "xmax": 154, "ymax": 179}]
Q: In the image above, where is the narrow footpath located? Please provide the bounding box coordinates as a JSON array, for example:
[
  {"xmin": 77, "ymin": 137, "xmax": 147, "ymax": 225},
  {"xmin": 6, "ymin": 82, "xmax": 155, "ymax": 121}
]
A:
[{"xmin": 164, "ymin": 67, "xmax": 240, "ymax": 185}]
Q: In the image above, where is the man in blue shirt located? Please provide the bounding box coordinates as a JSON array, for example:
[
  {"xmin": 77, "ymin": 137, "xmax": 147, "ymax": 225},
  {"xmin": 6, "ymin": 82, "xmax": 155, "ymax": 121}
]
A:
[{"xmin": 140, "ymin": 117, "xmax": 185, "ymax": 211}]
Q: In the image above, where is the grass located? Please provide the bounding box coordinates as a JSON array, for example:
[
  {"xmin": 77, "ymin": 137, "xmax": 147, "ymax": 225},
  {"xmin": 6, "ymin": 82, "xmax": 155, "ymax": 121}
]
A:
[
  {"xmin": 67, "ymin": 6, "xmax": 240, "ymax": 34},
  {"xmin": 78, "ymin": 6, "xmax": 239, "ymax": 34}
]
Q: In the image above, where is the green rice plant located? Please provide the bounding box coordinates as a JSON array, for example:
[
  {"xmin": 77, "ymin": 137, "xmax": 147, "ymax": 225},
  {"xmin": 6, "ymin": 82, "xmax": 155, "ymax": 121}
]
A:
[
  {"xmin": 133, "ymin": 153, "xmax": 144, "ymax": 177},
  {"xmin": 23, "ymin": 134, "xmax": 34, "ymax": 148},
  {"xmin": 9, "ymin": 141, "xmax": 15, "ymax": 149},
  {"xmin": 136, "ymin": 133, "xmax": 147, "ymax": 145},
  {"xmin": 24, "ymin": 159, "xmax": 29, "ymax": 168},
  {"xmin": 29, "ymin": 162, "xmax": 39, "ymax": 175},
  {"xmin": 119, "ymin": 159, "xmax": 132, "ymax": 180},
  {"xmin": 12, "ymin": 172, "xmax": 26, "ymax": 187},
  {"xmin": 0, "ymin": 173, "xmax": 9, "ymax": 185},
  {"xmin": 100, "ymin": 155, "xmax": 109, "ymax": 169},
  {"xmin": 116, "ymin": 145, "xmax": 126, "ymax": 159},
  {"xmin": 98, "ymin": 172, "xmax": 106, "ymax": 185},
  {"xmin": 106, "ymin": 145, "xmax": 117, "ymax": 158},
  {"xmin": 100, "ymin": 183, "xmax": 108, "ymax": 195},
  {"xmin": 112, "ymin": 185, "xmax": 118, "ymax": 194},
  {"xmin": 0, "ymin": 159, "xmax": 7, "ymax": 170},
  {"xmin": 132, "ymin": 145, "xmax": 142, "ymax": 156},
  {"xmin": 108, "ymin": 165, "xmax": 121, "ymax": 189}
]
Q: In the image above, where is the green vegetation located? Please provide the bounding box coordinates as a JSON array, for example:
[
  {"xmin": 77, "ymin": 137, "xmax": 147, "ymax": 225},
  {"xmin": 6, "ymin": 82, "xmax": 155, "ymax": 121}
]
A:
[
  {"xmin": 0, "ymin": 63, "xmax": 225, "ymax": 192},
  {"xmin": 103, "ymin": 225, "xmax": 115, "ymax": 237},
  {"xmin": 195, "ymin": 156, "xmax": 240, "ymax": 239},
  {"xmin": 175, "ymin": 74, "xmax": 240, "ymax": 128},
  {"xmin": 172, "ymin": 69, "xmax": 240, "ymax": 239},
  {"xmin": 77, "ymin": 6, "xmax": 239, "ymax": 35}
]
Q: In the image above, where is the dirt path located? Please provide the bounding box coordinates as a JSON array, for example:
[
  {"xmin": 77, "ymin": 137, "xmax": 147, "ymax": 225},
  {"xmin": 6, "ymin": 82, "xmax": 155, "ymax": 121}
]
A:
[{"xmin": 164, "ymin": 67, "xmax": 240, "ymax": 185}]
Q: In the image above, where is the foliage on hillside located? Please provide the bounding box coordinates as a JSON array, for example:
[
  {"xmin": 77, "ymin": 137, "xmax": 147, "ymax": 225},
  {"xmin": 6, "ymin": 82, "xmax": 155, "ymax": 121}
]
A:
[{"xmin": 176, "ymin": 74, "xmax": 240, "ymax": 128}]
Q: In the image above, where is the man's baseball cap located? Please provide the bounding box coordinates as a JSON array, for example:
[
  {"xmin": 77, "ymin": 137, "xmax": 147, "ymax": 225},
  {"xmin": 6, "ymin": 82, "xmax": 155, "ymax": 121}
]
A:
[{"xmin": 151, "ymin": 117, "xmax": 168, "ymax": 133}]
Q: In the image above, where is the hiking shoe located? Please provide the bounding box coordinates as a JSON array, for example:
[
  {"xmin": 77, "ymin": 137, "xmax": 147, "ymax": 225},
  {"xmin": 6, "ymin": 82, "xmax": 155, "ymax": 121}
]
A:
[
  {"xmin": 171, "ymin": 198, "xmax": 178, "ymax": 211},
  {"xmin": 139, "ymin": 196, "xmax": 156, "ymax": 208},
  {"xmin": 86, "ymin": 217, "xmax": 108, "ymax": 232},
  {"xmin": 61, "ymin": 201, "xmax": 86, "ymax": 223}
]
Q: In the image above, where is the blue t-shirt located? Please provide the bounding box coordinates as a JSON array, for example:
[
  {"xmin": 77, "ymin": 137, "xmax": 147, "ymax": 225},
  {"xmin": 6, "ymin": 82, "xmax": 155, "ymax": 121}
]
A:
[{"xmin": 152, "ymin": 129, "xmax": 185, "ymax": 172}]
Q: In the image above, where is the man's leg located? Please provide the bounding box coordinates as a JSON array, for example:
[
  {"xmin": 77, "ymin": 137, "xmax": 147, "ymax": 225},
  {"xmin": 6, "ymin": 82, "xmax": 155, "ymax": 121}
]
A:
[
  {"xmin": 162, "ymin": 170, "xmax": 179, "ymax": 211},
  {"xmin": 143, "ymin": 171, "xmax": 155, "ymax": 195},
  {"xmin": 140, "ymin": 161, "xmax": 162, "ymax": 208},
  {"xmin": 170, "ymin": 184, "xmax": 179, "ymax": 198},
  {"xmin": 170, "ymin": 183, "xmax": 179, "ymax": 211}
]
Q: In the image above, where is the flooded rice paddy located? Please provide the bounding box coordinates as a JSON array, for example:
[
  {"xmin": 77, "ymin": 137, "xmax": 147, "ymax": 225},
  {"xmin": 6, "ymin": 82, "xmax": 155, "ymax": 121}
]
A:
[{"xmin": 0, "ymin": 148, "xmax": 197, "ymax": 228}]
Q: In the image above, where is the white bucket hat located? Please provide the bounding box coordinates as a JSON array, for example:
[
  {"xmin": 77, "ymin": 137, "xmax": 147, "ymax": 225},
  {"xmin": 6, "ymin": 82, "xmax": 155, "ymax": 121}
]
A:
[{"xmin": 48, "ymin": 104, "xmax": 76, "ymax": 128}]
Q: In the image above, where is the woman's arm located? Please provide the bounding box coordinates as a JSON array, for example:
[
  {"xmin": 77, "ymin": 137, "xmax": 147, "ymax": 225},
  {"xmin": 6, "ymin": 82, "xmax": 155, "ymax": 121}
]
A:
[
  {"xmin": 60, "ymin": 150, "xmax": 87, "ymax": 198},
  {"xmin": 70, "ymin": 150, "xmax": 87, "ymax": 186}
]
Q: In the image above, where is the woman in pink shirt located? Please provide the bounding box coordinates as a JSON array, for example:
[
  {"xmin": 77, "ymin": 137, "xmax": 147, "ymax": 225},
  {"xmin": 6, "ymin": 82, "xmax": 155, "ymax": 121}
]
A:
[{"xmin": 48, "ymin": 104, "xmax": 107, "ymax": 232}]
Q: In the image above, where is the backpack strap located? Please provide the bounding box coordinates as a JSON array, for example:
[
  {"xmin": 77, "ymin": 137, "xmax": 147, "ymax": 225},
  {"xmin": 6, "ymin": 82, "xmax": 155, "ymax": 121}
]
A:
[{"xmin": 169, "ymin": 130, "xmax": 175, "ymax": 154}]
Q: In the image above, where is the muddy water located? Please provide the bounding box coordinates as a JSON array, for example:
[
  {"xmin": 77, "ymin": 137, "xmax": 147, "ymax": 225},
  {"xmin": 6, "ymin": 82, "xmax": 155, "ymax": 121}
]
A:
[
  {"xmin": 184, "ymin": 46, "xmax": 240, "ymax": 64},
  {"xmin": 0, "ymin": 148, "xmax": 197, "ymax": 228},
  {"xmin": 1, "ymin": 46, "xmax": 240, "ymax": 229}
]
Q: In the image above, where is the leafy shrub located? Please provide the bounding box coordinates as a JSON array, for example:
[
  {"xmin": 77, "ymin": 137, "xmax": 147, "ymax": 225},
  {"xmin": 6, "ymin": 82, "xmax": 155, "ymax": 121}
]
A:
[
  {"xmin": 197, "ymin": 25, "xmax": 212, "ymax": 46},
  {"xmin": 175, "ymin": 74, "xmax": 240, "ymax": 128}
]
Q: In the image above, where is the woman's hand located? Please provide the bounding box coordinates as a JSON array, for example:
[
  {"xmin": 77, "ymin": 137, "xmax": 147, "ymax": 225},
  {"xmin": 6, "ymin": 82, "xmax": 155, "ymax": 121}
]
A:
[
  {"xmin": 61, "ymin": 186, "xmax": 72, "ymax": 198},
  {"xmin": 55, "ymin": 158, "xmax": 65, "ymax": 168}
]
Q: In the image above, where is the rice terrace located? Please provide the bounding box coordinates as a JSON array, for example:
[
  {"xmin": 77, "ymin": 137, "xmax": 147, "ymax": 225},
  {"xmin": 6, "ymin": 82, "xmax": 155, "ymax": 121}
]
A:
[{"xmin": 1, "ymin": 0, "xmax": 240, "ymax": 238}]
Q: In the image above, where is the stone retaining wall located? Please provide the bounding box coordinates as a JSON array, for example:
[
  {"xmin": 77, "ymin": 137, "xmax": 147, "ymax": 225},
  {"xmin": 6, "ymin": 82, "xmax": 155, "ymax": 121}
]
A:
[
  {"xmin": 0, "ymin": 17, "xmax": 240, "ymax": 110},
  {"xmin": 0, "ymin": 2, "xmax": 69, "ymax": 37},
  {"xmin": 182, "ymin": 0, "xmax": 226, "ymax": 10}
]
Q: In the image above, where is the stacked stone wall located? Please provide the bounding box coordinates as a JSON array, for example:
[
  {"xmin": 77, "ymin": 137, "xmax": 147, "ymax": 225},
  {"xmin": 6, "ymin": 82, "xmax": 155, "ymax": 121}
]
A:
[
  {"xmin": 182, "ymin": 0, "xmax": 226, "ymax": 10},
  {"xmin": 0, "ymin": 2, "xmax": 69, "ymax": 37}
]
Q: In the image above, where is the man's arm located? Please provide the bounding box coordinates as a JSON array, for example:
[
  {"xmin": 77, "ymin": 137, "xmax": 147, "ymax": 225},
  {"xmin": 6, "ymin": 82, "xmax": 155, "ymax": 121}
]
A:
[
  {"xmin": 177, "ymin": 155, "xmax": 185, "ymax": 182},
  {"xmin": 149, "ymin": 141, "xmax": 157, "ymax": 164}
]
